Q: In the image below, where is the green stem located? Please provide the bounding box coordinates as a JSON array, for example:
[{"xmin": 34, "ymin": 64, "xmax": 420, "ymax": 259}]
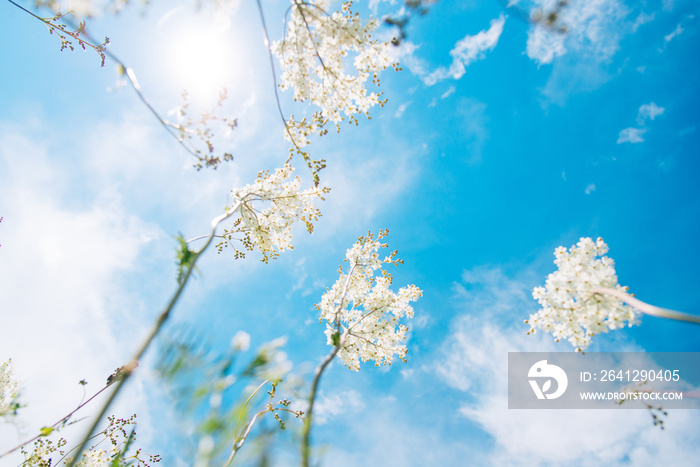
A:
[
  {"xmin": 223, "ymin": 408, "xmax": 267, "ymax": 467},
  {"xmin": 301, "ymin": 346, "xmax": 339, "ymax": 467},
  {"xmin": 67, "ymin": 202, "xmax": 242, "ymax": 466},
  {"xmin": 301, "ymin": 262, "xmax": 356, "ymax": 466},
  {"xmin": 0, "ymin": 382, "xmax": 111, "ymax": 459}
]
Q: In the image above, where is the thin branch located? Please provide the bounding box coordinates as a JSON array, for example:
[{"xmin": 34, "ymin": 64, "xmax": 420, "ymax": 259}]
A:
[
  {"xmin": 301, "ymin": 346, "xmax": 339, "ymax": 467},
  {"xmin": 223, "ymin": 409, "xmax": 265, "ymax": 467},
  {"xmin": 591, "ymin": 287, "xmax": 700, "ymax": 325},
  {"xmin": 0, "ymin": 382, "xmax": 111, "ymax": 459},
  {"xmin": 6, "ymin": 0, "xmax": 209, "ymax": 162},
  {"xmin": 255, "ymin": 0, "xmax": 326, "ymax": 185},
  {"xmin": 231, "ymin": 379, "xmax": 270, "ymax": 446},
  {"xmin": 302, "ymin": 261, "xmax": 357, "ymax": 467},
  {"xmin": 66, "ymin": 201, "xmax": 243, "ymax": 467},
  {"xmin": 255, "ymin": 0, "xmax": 302, "ymax": 155}
]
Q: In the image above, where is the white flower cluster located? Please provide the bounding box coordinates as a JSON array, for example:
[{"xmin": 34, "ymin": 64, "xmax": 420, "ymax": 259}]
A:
[
  {"xmin": 0, "ymin": 358, "xmax": 19, "ymax": 417},
  {"xmin": 226, "ymin": 165, "xmax": 329, "ymax": 262},
  {"xmin": 73, "ymin": 448, "xmax": 116, "ymax": 467},
  {"xmin": 528, "ymin": 237, "xmax": 639, "ymax": 351},
  {"xmin": 317, "ymin": 231, "xmax": 422, "ymax": 371},
  {"xmin": 272, "ymin": 0, "xmax": 397, "ymax": 143}
]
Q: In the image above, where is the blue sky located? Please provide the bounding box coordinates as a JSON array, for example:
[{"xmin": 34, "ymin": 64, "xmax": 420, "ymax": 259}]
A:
[{"xmin": 1, "ymin": 0, "xmax": 699, "ymax": 465}]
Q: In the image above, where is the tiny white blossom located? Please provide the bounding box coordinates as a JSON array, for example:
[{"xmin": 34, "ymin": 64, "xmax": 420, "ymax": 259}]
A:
[
  {"xmin": 224, "ymin": 164, "xmax": 329, "ymax": 262},
  {"xmin": 527, "ymin": 237, "xmax": 639, "ymax": 351},
  {"xmin": 0, "ymin": 358, "xmax": 19, "ymax": 417},
  {"xmin": 317, "ymin": 230, "xmax": 422, "ymax": 371}
]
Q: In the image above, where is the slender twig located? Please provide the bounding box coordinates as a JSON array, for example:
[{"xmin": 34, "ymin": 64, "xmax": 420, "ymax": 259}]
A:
[
  {"xmin": 83, "ymin": 40, "xmax": 203, "ymax": 161},
  {"xmin": 255, "ymin": 0, "xmax": 327, "ymax": 185},
  {"xmin": 301, "ymin": 346, "xmax": 339, "ymax": 467},
  {"xmin": 6, "ymin": 0, "xmax": 205, "ymax": 161},
  {"xmin": 0, "ymin": 382, "xmax": 112, "ymax": 459},
  {"xmin": 186, "ymin": 233, "xmax": 229, "ymax": 244},
  {"xmin": 66, "ymin": 201, "xmax": 243, "ymax": 467},
  {"xmin": 223, "ymin": 380, "xmax": 302, "ymax": 467},
  {"xmin": 334, "ymin": 263, "xmax": 357, "ymax": 335},
  {"xmin": 591, "ymin": 287, "xmax": 700, "ymax": 324},
  {"xmin": 232, "ymin": 380, "xmax": 270, "ymax": 444},
  {"xmin": 222, "ymin": 379, "xmax": 269, "ymax": 467},
  {"xmin": 301, "ymin": 262, "xmax": 356, "ymax": 467},
  {"xmin": 255, "ymin": 0, "xmax": 303, "ymax": 156},
  {"xmin": 223, "ymin": 410, "xmax": 265, "ymax": 467}
]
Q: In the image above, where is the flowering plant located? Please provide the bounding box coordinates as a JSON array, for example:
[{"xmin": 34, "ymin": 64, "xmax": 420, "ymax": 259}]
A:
[
  {"xmin": 529, "ymin": 237, "xmax": 700, "ymax": 351},
  {"xmin": 317, "ymin": 230, "xmax": 422, "ymax": 370}
]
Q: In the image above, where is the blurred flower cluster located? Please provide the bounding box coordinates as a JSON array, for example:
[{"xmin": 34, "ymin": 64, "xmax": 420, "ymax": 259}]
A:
[{"xmin": 0, "ymin": 359, "xmax": 19, "ymax": 417}]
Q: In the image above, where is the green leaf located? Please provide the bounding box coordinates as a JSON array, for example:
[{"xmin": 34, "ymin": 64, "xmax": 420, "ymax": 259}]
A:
[{"xmin": 175, "ymin": 234, "xmax": 198, "ymax": 284}]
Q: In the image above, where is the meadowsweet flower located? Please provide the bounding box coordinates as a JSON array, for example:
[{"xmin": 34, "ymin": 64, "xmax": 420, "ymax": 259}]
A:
[
  {"xmin": 223, "ymin": 164, "xmax": 329, "ymax": 262},
  {"xmin": 272, "ymin": 0, "xmax": 398, "ymax": 138},
  {"xmin": 527, "ymin": 237, "xmax": 639, "ymax": 351},
  {"xmin": 73, "ymin": 448, "xmax": 117, "ymax": 467},
  {"xmin": 317, "ymin": 230, "xmax": 422, "ymax": 371},
  {"xmin": 0, "ymin": 358, "xmax": 19, "ymax": 417}
]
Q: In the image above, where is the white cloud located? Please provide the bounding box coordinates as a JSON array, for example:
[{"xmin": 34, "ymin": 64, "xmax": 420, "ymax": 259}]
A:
[
  {"xmin": 585, "ymin": 183, "xmax": 596, "ymax": 194},
  {"xmin": 0, "ymin": 123, "xmax": 162, "ymax": 462},
  {"xmin": 388, "ymin": 41, "xmax": 429, "ymax": 78},
  {"xmin": 441, "ymin": 86, "xmax": 456, "ymax": 99},
  {"xmin": 664, "ymin": 24, "xmax": 684, "ymax": 42},
  {"xmin": 526, "ymin": 0, "xmax": 629, "ymax": 65},
  {"xmin": 317, "ymin": 140, "xmax": 420, "ymax": 237},
  {"xmin": 435, "ymin": 265, "xmax": 700, "ymax": 466},
  {"xmin": 314, "ymin": 390, "xmax": 365, "ymax": 425},
  {"xmin": 632, "ymin": 11, "xmax": 656, "ymax": 32},
  {"xmin": 322, "ymin": 399, "xmax": 479, "ymax": 466},
  {"xmin": 617, "ymin": 127, "xmax": 647, "ymax": 144},
  {"xmin": 423, "ymin": 15, "xmax": 506, "ymax": 86},
  {"xmin": 386, "ymin": 15, "xmax": 505, "ymax": 87},
  {"xmin": 616, "ymin": 103, "xmax": 665, "ymax": 144},
  {"xmin": 529, "ymin": 0, "xmax": 630, "ymax": 104},
  {"xmin": 394, "ymin": 101, "xmax": 411, "ymax": 118},
  {"xmin": 637, "ymin": 102, "xmax": 665, "ymax": 124},
  {"xmin": 527, "ymin": 24, "xmax": 567, "ymax": 64},
  {"xmin": 456, "ymin": 98, "xmax": 489, "ymax": 164}
]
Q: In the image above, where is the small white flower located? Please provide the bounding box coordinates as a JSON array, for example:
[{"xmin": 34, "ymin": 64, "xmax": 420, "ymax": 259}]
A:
[{"xmin": 527, "ymin": 237, "xmax": 639, "ymax": 351}]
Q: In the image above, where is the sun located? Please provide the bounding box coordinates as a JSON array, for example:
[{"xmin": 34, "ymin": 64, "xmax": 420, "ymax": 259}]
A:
[{"xmin": 157, "ymin": 7, "xmax": 241, "ymax": 106}]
